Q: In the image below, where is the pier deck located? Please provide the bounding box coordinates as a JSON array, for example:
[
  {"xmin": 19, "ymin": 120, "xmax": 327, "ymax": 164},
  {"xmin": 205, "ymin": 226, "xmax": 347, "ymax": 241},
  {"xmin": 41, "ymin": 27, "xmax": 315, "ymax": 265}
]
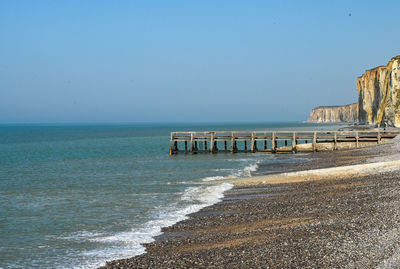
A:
[{"xmin": 169, "ymin": 130, "xmax": 400, "ymax": 155}]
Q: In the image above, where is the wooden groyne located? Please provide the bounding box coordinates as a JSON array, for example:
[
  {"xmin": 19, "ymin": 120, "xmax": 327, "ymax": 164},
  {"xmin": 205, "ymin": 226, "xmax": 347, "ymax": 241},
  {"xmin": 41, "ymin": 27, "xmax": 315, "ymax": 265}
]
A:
[{"xmin": 169, "ymin": 130, "xmax": 400, "ymax": 155}]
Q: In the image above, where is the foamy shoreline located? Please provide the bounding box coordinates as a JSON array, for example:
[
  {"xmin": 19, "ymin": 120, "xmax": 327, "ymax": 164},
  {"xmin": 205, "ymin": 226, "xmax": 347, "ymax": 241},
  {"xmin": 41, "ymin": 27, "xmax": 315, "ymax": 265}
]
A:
[{"xmin": 101, "ymin": 134, "xmax": 400, "ymax": 268}]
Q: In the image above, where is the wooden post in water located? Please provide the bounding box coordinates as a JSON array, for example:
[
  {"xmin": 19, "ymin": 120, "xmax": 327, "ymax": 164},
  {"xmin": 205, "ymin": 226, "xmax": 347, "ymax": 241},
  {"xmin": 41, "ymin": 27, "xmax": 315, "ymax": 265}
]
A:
[
  {"xmin": 169, "ymin": 133, "xmax": 174, "ymax": 155},
  {"xmin": 230, "ymin": 132, "xmax": 235, "ymax": 153},
  {"xmin": 265, "ymin": 132, "xmax": 268, "ymax": 150},
  {"xmin": 224, "ymin": 141, "xmax": 227, "ymax": 150},
  {"xmin": 356, "ymin": 131, "xmax": 359, "ymax": 148},
  {"xmin": 312, "ymin": 132, "xmax": 317, "ymax": 152},
  {"xmin": 250, "ymin": 132, "xmax": 255, "ymax": 152},
  {"xmin": 292, "ymin": 132, "xmax": 297, "ymax": 153},
  {"xmin": 272, "ymin": 132, "xmax": 276, "ymax": 153},
  {"xmin": 210, "ymin": 132, "xmax": 214, "ymax": 153},
  {"xmin": 244, "ymin": 140, "xmax": 247, "ymax": 151},
  {"xmin": 190, "ymin": 133, "xmax": 194, "ymax": 153}
]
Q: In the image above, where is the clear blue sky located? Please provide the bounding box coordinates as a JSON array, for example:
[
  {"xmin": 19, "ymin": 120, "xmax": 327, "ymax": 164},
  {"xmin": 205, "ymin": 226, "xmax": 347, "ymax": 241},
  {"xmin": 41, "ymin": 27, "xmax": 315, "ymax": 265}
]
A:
[{"xmin": 1, "ymin": 0, "xmax": 399, "ymax": 123}]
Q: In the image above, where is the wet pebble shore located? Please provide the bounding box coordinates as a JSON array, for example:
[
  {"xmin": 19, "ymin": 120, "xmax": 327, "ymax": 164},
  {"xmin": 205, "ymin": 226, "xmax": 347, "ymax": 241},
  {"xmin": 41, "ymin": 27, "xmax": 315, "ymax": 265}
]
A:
[{"xmin": 101, "ymin": 141, "xmax": 400, "ymax": 268}]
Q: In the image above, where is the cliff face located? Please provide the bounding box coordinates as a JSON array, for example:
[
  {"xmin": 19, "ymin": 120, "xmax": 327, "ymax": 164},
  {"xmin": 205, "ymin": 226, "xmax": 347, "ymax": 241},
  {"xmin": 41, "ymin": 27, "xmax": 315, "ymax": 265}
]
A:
[
  {"xmin": 307, "ymin": 103, "xmax": 358, "ymax": 123},
  {"xmin": 357, "ymin": 56, "xmax": 400, "ymax": 127}
]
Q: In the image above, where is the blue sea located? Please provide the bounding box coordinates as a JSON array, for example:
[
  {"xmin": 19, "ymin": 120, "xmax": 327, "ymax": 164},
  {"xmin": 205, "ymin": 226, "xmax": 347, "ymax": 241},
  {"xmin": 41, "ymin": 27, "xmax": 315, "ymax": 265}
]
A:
[{"xmin": 0, "ymin": 122, "xmax": 343, "ymax": 268}]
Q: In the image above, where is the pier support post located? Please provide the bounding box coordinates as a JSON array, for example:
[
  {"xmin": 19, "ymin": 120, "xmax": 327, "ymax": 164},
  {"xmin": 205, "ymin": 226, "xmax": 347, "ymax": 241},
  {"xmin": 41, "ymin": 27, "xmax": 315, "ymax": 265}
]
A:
[
  {"xmin": 264, "ymin": 132, "xmax": 267, "ymax": 150},
  {"xmin": 312, "ymin": 132, "xmax": 317, "ymax": 152},
  {"xmin": 244, "ymin": 140, "xmax": 247, "ymax": 151},
  {"xmin": 210, "ymin": 132, "xmax": 214, "ymax": 153},
  {"xmin": 272, "ymin": 132, "xmax": 276, "ymax": 153},
  {"xmin": 230, "ymin": 132, "xmax": 236, "ymax": 153},
  {"xmin": 224, "ymin": 141, "xmax": 227, "ymax": 151},
  {"xmin": 185, "ymin": 141, "xmax": 188, "ymax": 152},
  {"xmin": 190, "ymin": 133, "xmax": 194, "ymax": 153},
  {"xmin": 169, "ymin": 134, "xmax": 174, "ymax": 155},
  {"xmin": 250, "ymin": 132, "xmax": 255, "ymax": 152},
  {"xmin": 292, "ymin": 132, "xmax": 297, "ymax": 153}
]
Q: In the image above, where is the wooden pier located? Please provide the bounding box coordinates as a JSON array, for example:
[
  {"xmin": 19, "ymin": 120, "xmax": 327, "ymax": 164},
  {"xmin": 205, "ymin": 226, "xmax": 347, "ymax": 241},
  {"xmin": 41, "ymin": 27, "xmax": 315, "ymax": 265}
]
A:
[{"xmin": 169, "ymin": 130, "xmax": 400, "ymax": 155}]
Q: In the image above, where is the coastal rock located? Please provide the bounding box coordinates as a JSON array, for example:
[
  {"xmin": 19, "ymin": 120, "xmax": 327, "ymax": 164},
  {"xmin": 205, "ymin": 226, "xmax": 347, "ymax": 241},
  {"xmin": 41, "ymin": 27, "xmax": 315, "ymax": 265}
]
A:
[
  {"xmin": 357, "ymin": 56, "xmax": 400, "ymax": 127},
  {"xmin": 307, "ymin": 103, "xmax": 358, "ymax": 123}
]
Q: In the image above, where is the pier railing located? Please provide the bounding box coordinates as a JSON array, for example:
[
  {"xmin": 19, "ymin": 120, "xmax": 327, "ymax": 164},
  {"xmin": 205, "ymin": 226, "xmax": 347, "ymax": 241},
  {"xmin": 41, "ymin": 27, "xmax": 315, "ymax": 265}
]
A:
[{"xmin": 169, "ymin": 130, "xmax": 400, "ymax": 155}]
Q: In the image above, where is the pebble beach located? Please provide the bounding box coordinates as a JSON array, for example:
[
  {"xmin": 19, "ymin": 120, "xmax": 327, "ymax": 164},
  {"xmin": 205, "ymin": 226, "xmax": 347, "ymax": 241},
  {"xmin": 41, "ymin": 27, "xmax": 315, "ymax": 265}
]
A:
[{"xmin": 102, "ymin": 135, "xmax": 400, "ymax": 268}]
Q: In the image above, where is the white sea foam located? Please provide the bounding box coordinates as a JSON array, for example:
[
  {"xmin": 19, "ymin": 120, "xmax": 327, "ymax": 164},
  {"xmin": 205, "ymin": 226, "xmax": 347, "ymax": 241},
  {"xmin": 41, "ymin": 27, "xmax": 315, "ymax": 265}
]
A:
[
  {"xmin": 66, "ymin": 182, "xmax": 233, "ymax": 269},
  {"xmin": 66, "ymin": 158, "xmax": 262, "ymax": 269},
  {"xmin": 201, "ymin": 175, "xmax": 226, "ymax": 181},
  {"xmin": 60, "ymin": 231, "xmax": 105, "ymax": 241},
  {"xmin": 231, "ymin": 160, "xmax": 260, "ymax": 177},
  {"xmin": 202, "ymin": 159, "xmax": 261, "ymax": 181},
  {"xmin": 215, "ymin": 168, "xmax": 234, "ymax": 171},
  {"xmin": 242, "ymin": 161, "xmax": 259, "ymax": 176}
]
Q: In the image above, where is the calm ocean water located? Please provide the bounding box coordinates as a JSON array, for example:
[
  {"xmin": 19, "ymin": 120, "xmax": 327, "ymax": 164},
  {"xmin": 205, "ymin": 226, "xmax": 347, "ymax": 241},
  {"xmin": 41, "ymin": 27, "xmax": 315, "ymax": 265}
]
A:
[{"xmin": 0, "ymin": 122, "xmax": 344, "ymax": 268}]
